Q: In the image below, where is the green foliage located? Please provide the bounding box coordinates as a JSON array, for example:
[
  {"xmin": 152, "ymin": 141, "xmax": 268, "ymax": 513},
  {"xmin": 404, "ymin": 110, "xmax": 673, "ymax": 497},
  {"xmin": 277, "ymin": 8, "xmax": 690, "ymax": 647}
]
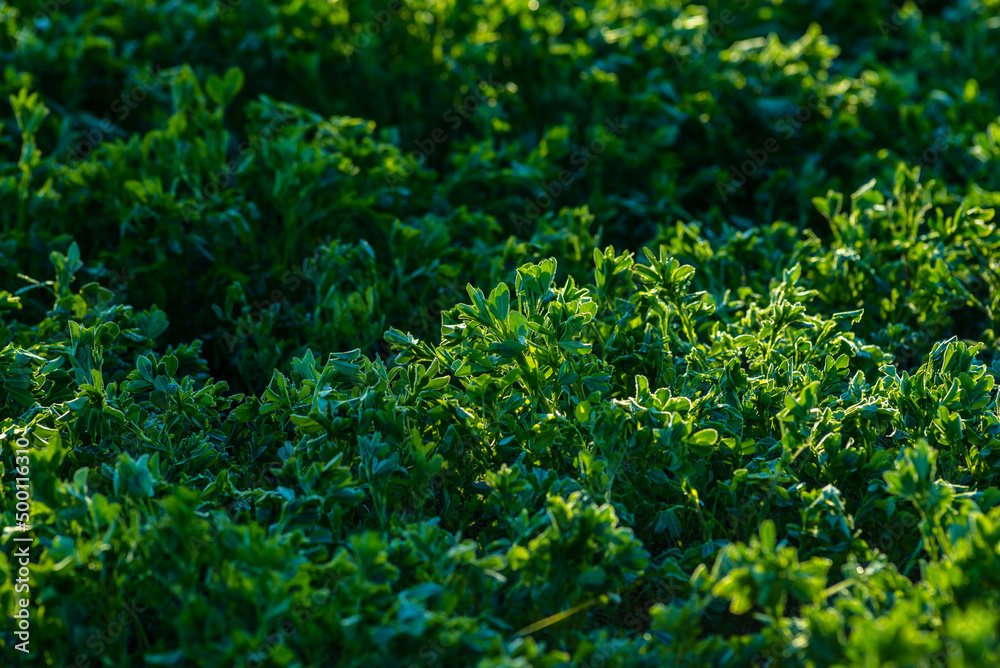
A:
[{"xmin": 3, "ymin": 0, "xmax": 1000, "ymax": 665}]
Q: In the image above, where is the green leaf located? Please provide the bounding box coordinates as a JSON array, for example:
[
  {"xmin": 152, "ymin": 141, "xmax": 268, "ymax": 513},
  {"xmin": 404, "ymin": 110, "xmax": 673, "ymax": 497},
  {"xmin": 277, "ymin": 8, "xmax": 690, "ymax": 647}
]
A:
[
  {"xmin": 759, "ymin": 520, "xmax": 776, "ymax": 552},
  {"xmin": 689, "ymin": 428, "xmax": 718, "ymax": 446},
  {"xmin": 488, "ymin": 340, "xmax": 528, "ymax": 358},
  {"xmin": 137, "ymin": 355, "xmax": 155, "ymax": 382},
  {"xmin": 507, "ymin": 545, "xmax": 530, "ymax": 571},
  {"xmin": 557, "ymin": 341, "xmax": 592, "ymax": 354},
  {"xmin": 850, "ymin": 178, "xmax": 877, "ymax": 201}
]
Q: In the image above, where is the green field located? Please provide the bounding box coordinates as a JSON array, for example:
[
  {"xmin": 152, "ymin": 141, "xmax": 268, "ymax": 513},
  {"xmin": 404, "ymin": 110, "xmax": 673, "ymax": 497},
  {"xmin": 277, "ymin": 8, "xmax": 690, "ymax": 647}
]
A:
[{"xmin": 3, "ymin": 0, "xmax": 1000, "ymax": 665}]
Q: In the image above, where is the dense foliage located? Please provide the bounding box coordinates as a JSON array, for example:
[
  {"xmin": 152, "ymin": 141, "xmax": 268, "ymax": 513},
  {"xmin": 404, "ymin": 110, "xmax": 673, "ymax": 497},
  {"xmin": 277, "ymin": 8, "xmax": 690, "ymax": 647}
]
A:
[{"xmin": 2, "ymin": 0, "xmax": 1000, "ymax": 665}]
